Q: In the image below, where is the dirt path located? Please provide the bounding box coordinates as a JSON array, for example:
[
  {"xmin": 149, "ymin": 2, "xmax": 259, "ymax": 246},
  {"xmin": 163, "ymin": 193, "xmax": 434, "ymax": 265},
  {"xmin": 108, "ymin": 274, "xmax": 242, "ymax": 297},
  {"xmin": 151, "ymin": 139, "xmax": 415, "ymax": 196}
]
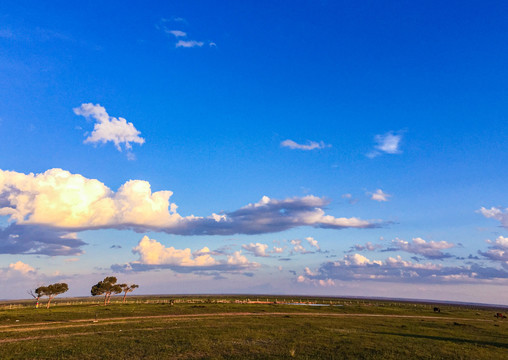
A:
[{"xmin": 0, "ymin": 312, "xmax": 497, "ymax": 344}]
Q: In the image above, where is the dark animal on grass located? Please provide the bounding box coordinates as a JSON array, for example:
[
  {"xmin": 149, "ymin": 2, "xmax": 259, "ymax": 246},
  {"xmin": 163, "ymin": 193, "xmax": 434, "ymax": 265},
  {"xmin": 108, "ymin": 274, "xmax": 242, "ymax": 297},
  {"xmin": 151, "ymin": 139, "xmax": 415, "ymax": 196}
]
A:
[
  {"xmin": 495, "ymin": 313, "xmax": 506, "ymax": 319},
  {"xmin": 433, "ymin": 307, "xmax": 440, "ymax": 313}
]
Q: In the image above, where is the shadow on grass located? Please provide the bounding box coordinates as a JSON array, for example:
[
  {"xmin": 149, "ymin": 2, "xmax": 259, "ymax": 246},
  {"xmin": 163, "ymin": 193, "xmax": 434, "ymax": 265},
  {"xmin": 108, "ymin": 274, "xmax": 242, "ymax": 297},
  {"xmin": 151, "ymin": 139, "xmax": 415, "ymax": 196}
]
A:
[{"xmin": 373, "ymin": 332, "xmax": 508, "ymax": 349}]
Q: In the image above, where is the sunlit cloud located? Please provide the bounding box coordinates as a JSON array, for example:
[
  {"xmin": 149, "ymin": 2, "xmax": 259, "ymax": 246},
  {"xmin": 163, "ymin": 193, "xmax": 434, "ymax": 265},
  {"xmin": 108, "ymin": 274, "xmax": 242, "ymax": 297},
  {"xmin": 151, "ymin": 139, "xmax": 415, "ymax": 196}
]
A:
[
  {"xmin": 479, "ymin": 236, "xmax": 508, "ymax": 269},
  {"xmin": 175, "ymin": 40, "xmax": 204, "ymax": 48},
  {"xmin": 73, "ymin": 103, "xmax": 145, "ymax": 153},
  {"xmin": 298, "ymin": 253, "xmax": 508, "ymax": 284},
  {"xmin": 386, "ymin": 237, "xmax": 455, "ymax": 260},
  {"xmin": 242, "ymin": 242, "xmax": 269, "ymax": 257},
  {"xmin": 112, "ymin": 236, "xmax": 258, "ymax": 274},
  {"xmin": 9, "ymin": 261, "xmax": 35, "ymax": 275},
  {"xmin": 305, "ymin": 236, "xmax": 320, "ymax": 249},
  {"xmin": 0, "ymin": 169, "xmax": 380, "ymax": 248},
  {"xmin": 281, "ymin": 139, "xmax": 330, "ymax": 151}
]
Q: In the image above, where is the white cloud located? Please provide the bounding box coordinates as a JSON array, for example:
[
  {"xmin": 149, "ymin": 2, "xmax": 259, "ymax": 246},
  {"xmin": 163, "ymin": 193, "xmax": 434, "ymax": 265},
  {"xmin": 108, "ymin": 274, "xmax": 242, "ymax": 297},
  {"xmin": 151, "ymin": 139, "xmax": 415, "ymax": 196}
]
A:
[
  {"xmin": 280, "ymin": 139, "xmax": 330, "ymax": 151},
  {"xmin": 242, "ymin": 243, "xmax": 269, "ymax": 257},
  {"xmin": 0, "ymin": 168, "xmax": 379, "ymax": 255},
  {"xmin": 298, "ymin": 252, "xmax": 508, "ymax": 285},
  {"xmin": 290, "ymin": 239, "xmax": 309, "ymax": 254},
  {"xmin": 272, "ymin": 246, "xmax": 284, "ymax": 254},
  {"xmin": 369, "ymin": 189, "xmax": 391, "ymax": 202},
  {"xmin": 305, "ymin": 236, "xmax": 319, "ymax": 249},
  {"xmin": 167, "ymin": 30, "xmax": 187, "ymax": 37},
  {"xmin": 367, "ymin": 131, "xmax": 402, "ymax": 158},
  {"xmin": 73, "ymin": 103, "xmax": 145, "ymax": 152},
  {"xmin": 478, "ymin": 207, "xmax": 508, "ymax": 228},
  {"xmin": 480, "ymin": 236, "xmax": 508, "ymax": 268},
  {"xmin": 133, "ymin": 236, "xmax": 218, "ymax": 266},
  {"xmin": 8, "ymin": 261, "xmax": 35, "ymax": 275},
  {"xmin": 116, "ymin": 236, "xmax": 259, "ymax": 274},
  {"xmin": 175, "ymin": 40, "xmax": 204, "ymax": 48},
  {"xmin": 390, "ymin": 237, "xmax": 455, "ymax": 259}
]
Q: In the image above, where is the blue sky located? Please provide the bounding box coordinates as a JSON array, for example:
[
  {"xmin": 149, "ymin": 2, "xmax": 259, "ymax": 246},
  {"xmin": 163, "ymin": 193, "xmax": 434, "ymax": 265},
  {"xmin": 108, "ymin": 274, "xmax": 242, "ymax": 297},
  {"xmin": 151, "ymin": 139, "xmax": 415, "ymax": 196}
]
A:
[{"xmin": 0, "ymin": 1, "xmax": 507, "ymax": 303}]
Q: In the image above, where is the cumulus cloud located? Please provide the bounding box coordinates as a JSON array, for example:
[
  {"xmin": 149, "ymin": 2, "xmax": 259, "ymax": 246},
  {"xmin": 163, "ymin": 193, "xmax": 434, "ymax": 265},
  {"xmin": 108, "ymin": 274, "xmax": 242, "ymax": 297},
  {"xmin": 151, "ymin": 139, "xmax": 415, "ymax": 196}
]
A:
[
  {"xmin": 280, "ymin": 139, "xmax": 330, "ymax": 151},
  {"xmin": 0, "ymin": 168, "xmax": 380, "ymax": 254},
  {"xmin": 387, "ymin": 237, "xmax": 455, "ymax": 259},
  {"xmin": 9, "ymin": 261, "xmax": 36, "ymax": 275},
  {"xmin": 369, "ymin": 189, "xmax": 391, "ymax": 202},
  {"xmin": 73, "ymin": 103, "xmax": 145, "ymax": 152},
  {"xmin": 242, "ymin": 243, "xmax": 269, "ymax": 257},
  {"xmin": 113, "ymin": 236, "xmax": 258, "ymax": 273},
  {"xmin": 479, "ymin": 236, "xmax": 508, "ymax": 269},
  {"xmin": 298, "ymin": 253, "xmax": 508, "ymax": 284},
  {"xmin": 272, "ymin": 246, "xmax": 284, "ymax": 254},
  {"xmin": 478, "ymin": 207, "xmax": 508, "ymax": 228},
  {"xmin": 367, "ymin": 131, "xmax": 402, "ymax": 158},
  {"xmin": 305, "ymin": 237, "xmax": 319, "ymax": 249}
]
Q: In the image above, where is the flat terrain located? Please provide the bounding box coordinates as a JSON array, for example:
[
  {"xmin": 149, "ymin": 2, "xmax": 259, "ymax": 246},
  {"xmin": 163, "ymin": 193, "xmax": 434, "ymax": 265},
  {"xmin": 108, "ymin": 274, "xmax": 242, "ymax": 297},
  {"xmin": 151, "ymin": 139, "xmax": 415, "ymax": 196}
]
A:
[{"xmin": 0, "ymin": 296, "xmax": 507, "ymax": 359}]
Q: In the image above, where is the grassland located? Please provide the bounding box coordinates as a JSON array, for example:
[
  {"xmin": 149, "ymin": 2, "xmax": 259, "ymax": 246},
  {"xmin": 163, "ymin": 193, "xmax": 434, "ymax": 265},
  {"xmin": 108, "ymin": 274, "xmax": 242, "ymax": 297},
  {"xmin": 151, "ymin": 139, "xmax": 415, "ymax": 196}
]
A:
[{"xmin": 0, "ymin": 295, "xmax": 507, "ymax": 359}]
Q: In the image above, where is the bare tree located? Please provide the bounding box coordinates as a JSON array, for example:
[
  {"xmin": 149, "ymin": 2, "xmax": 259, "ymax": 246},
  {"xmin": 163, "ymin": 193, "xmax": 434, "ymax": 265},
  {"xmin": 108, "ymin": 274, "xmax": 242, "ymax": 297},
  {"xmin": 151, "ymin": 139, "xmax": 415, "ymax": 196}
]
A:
[
  {"xmin": 119, "ymin": 284, "xmax": 139, "ymax": 303},
  {"xmin": 91, "ymin": 277, "xmax": 122, "ymax": 305}
]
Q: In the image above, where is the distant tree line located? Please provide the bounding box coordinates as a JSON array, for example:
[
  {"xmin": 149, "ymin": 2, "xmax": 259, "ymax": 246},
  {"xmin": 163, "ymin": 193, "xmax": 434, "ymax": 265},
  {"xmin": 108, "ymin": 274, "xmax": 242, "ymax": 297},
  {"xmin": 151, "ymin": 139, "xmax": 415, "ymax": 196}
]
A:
[{"xmin": 29, "ymin": 277, "xmax": 138, "ymax": 308}]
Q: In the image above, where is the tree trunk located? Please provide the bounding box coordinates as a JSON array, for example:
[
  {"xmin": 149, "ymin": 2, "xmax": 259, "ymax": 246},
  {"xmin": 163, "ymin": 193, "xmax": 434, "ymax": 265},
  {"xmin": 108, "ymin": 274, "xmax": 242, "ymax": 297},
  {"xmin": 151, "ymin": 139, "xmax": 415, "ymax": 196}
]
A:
[
  {"xmin": 46, "ymin": 296, "xmax": 53, "ymax": 309},
  {"xmin": 104, "ymin": 294, "xmax": 108, "ymax": 306},
  {"xmin": 123, "ymin": 292, "xmax": 127, "ymax": 303}
]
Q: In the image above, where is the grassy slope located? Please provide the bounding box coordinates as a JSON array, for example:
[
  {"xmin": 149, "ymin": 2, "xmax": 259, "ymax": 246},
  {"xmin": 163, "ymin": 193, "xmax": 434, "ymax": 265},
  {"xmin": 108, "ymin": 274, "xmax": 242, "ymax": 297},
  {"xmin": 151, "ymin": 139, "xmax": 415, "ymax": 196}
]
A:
[{"xmin": 0, "ymin": 296, "xmax": 507, "ymax": 359}]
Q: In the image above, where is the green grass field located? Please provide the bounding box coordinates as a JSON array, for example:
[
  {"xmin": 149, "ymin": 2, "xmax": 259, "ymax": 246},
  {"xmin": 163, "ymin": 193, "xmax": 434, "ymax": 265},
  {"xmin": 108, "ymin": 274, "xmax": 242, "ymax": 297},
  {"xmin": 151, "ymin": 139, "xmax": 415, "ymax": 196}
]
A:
[{"xmin": 0, "ymin": 296, "xmax": 507, "ymax": 359}]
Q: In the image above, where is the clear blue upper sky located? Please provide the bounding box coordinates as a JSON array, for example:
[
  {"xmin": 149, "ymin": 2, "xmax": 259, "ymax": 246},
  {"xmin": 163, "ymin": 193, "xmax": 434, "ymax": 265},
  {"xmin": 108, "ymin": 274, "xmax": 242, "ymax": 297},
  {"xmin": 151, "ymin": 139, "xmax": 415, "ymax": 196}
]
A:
[{"xmin": 0, "ymin": 1, "xmax": 507, "ymax": 303}]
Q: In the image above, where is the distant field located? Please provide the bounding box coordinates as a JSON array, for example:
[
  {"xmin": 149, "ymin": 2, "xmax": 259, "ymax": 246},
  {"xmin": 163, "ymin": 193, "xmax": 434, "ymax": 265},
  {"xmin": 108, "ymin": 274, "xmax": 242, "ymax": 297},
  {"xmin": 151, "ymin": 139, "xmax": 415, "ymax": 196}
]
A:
[{"xmin": 0, "ymin": 295, "xmax": 507, "ymax": 359}]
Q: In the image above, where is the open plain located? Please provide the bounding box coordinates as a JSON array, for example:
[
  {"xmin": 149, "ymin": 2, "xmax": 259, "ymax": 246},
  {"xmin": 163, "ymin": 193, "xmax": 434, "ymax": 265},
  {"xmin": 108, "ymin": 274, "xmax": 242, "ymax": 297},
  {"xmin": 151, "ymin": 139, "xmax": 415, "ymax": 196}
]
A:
[{"xmin": 0, "ymin": 296, "xmax": 506, "ymax": 359}]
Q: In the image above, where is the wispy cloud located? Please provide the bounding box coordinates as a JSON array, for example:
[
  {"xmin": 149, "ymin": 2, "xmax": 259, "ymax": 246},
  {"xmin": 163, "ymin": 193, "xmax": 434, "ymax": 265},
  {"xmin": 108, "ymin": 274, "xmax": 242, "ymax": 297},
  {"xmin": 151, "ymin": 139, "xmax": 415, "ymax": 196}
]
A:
[
  {"xmin": 346, "ymin": 241, "xmax": 382, "ymax": 253},
  {"xmin": 167, "ymin": 30, "xmax": 187, "ymax": 37},
  {"xmin": 175, "ymin": 40, "xmax": 204, "ymax": 48},
  {"xmin": 367, "ymin": 131, "xmax": 403, "ymax": 158},
  {"xmin": 281, "ymin": 139, "xmax": 330, "ymax": 151},
  {"xmin": 73, "ymin": 103, "xmax": 145, "ymax": 154},
  {"xmin": 158, "ymin": 17, "xmax": 214, "ymax": 49},
  {"xmin": 369, "ymin": 189, "xmax": 391, "ymax": 202}
]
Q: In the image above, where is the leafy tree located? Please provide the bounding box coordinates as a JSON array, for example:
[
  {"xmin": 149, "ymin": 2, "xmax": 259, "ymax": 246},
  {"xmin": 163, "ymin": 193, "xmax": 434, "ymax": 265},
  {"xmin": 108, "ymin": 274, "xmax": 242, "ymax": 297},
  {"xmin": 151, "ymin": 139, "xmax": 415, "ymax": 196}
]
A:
[
  {"xmin": 119, "ymin": 283, "xmax": 139, "ymax": 303},
  {"xmin": 91, "ymin": 276, "xmax": 122, "ymax": 305},
  {"xmin": 28, "ymin": 287, "xmax": 46, "ymax": 308},
  {"xmin": 35, "ymin": 283, "xmax": 69, "ymax": 308}
]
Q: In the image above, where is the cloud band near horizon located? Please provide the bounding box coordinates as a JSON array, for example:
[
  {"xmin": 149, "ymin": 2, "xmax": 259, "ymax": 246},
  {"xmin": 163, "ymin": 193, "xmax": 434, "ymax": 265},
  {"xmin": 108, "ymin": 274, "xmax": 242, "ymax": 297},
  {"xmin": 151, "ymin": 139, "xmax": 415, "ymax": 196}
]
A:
[{"xmin": 0, "ymin": 168, "xmax": 379, "ymax": 255}]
